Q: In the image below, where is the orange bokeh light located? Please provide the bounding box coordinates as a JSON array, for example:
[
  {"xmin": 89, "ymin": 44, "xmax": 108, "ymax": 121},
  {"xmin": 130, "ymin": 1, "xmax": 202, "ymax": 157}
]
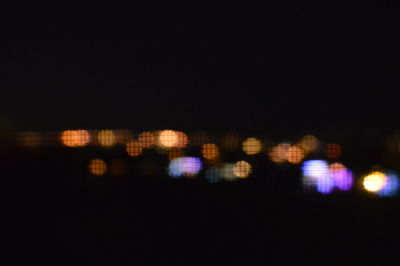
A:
[
  {"xmin": 60, "ymin": 130, "xmax": 91, "ymax": 147},
  {"xmin": 201, "ymin": 143, "xmax": 220, "ymax": 160}
]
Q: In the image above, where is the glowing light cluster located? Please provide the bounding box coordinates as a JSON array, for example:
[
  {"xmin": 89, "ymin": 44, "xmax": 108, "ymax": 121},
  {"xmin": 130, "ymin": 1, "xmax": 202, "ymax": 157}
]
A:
[
  {"xmin": 138, "ymin": 131, "xmax": 156, "ymax": 148},
  {"xmin": 362, "ymin": 171, "xmax": 399, "ymax": 197},
  {"xmin": 60, "ymin": 130, "xmax": 91, "ymax": 147},
  {"xmin": 242, "ymin": 138, "xmax": 262, "ymax": 155},
  {"xmin": 168, "ymin": 157, "xmax": 202, "ymax": 178},
  {"xmin": 286, "ymin": 145, "xmax": 305, "ymax": 164},
  {"xmin": 98, "ymin": 130, "xmax": 116, "ymax": 147},
  {"xmin": 302, "ymin": 160, "xmax": 353, "ymax": 194},
  {"xmin": 233, "ymin": 161, "xmax": 252, "ymax": 178},
  {"xmin": 89, "ymin": 158, "xmax": 107, "ymax": 176},
  {"xmin": 268, "ymin": 143, "xmax": 305, "ymax": 164},
  {"xmin": 201, "ymin": 143, "xmax": 219, "ymax": 160},
  {"xmin": 158, "ymin": 130, "xmax": 189, "ymax": 148},
  {"xmin": 126, "ymin": 141, "xmax": 143, "ymax": 157},
  {"xmin": 299, "ymin": 135, "xmax": 319, "ymax": 154}
]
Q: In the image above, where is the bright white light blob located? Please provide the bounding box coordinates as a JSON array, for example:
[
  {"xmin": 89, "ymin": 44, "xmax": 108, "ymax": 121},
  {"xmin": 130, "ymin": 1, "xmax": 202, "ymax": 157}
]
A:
[
  {"xmin": 302, "ymin": 160, "xmax": 353, "ymax": 194},
  {"xmin": 168, "ymin": 157, "xmax": 202, "ymax": 178}
]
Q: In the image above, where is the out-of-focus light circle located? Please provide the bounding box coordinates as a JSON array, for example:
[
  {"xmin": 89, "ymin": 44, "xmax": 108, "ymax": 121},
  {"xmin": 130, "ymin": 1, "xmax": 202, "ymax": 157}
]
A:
[
  {"xmin": 377, "ymin": 171, "xmax": 399, "ymax": 197},
  {"xmin": 233, "ymin": 161, "xmax": 252, "ymax": 178},
  {"xmin": 302, "ymin": 160, "xmax": 329, "ymax": 178},
  {"xmin": 363, "ymin": 171, "xmax": 387, "ymax": 192},
  {"xmin": 89, "ymin": 159, "xmax": 107, "ymax": 176},
  {"xmin": 205, "ymin": 167, "xmax": 222, "ymax": 183},
  {"xmin": 242, "ymin": 138, "xmax": 262, "ymax": 155},
  {"xmin": 268, "ymin": 143, "xmax": 291, "ymax": 163},
  {"xmin": 175, "ymin": 131, "xmax": 189, "ymax": 148},
  {"xmin": 286, "ymin": 145, "xmax": 305, "ymax": 164},
  {"xmin": 302, "ymin": 160, "xmax": 334, "ymax": 194},
  {"xmin": 167, "ymin": 157, "xmax": 202, "ymax": 178},
  {"xmin": 325, "ymin": 143, "xmax": 342, "ymax": 159},
  {"xmin": 159, "ymin": 130, "xmax": 179, "ymax": 148},
  {"xmin": 138, "ymin": 131, "xmax": 156, "ymax": 148},
  {"xmin": 299, "ymin": 135, "xmax": 320, "ymax": 154},
  {"xmin": 98, "ymin": 130, "xmax": 116, "ymax": 147},
  {"xmin": 222, "ymin": 163, "xmax": 236, "ymax": 181},
  {"xmin": 329, "ymin": 162, "xmax": 353, "ymax": 191},
  {"xmin": 201, "ymin": 143, "xmax": 220, "ymax": 160},
  {"xmin": 126, "ymin": 141, "xmax": 143, "ymax": 157},
  {"xmin": 60, "ymin": 130, "xmax": 91, "ymax": 147}
]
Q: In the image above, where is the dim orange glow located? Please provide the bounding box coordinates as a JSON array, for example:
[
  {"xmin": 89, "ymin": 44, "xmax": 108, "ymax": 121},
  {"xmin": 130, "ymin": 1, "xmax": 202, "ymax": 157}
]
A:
[
  {"xmin": 97, "ymin": 130, "xmax": 116, "ymax": 147},
  {"xmin": 115, "ymin": 130, "xmax": 133, "ymax": 145},
  {"xmin": 18, "ymin": 131, "xmax": 41, "ymax": 147},
  {"xmin": 175, "ymin": 131, "xmax": 189, "ymax": 148},
  {"xmin": 268, "ymin": 143, "xmax": 291, "ymax": 163},
  {"xmin": 325, "ymin": 143, "xmax": 342, "ymax": 159},
  {"xmin": 138, "ymin": 131, "xmax": 156, "ymax": 148},
  {"xmin": 159, "ymin": 130, "xmax": 179, "ymax": 148},
  {"xmin": 242, "ymin": 138, "xmax": 262, "ymax": 155},
  {"xmin": 201, "ymin": 143, "xmax": 220, "ymax": 160},
  {"xmin": 168, "ymin": 148, "xmax": 184, "ymax": 160},
  {"xmin": 222, "ymin": 132, "xmax": 240, "ymax": 151},
  {"xmin": 299, "ymin": 135, "xmax": 319, "ymax": 154},
  {"xmin": 60, "ymin": 130, "xmax": 91, "ymax": 147},
  {"xmin": 191, "ymin": 132, "xmax": 210, "ymax": 146},
  {"xmin": 89, "ymin": 159, "xmax": 107, "ymax": 176},
  {"xmin": 126, "ymin": 141, "xmax": 143, "ymax": 157},
  {"xmin": 286, "ymin": 145, "xmax": 305, "ymax": 164},
  {"xmin": 110, "ymin": 159, "xmax": 125, "ymax": 175},
  {"xmin": 233, "ymin": 161, "xmax": 252, "ymax": 178}
]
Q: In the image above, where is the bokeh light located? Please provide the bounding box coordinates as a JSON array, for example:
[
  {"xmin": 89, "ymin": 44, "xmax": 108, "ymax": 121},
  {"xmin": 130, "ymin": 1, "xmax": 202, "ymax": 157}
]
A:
[
  {"xmin": 126, "ymin": 141, "xmax": 143, "ymax": 157},
  {"xmin": 325, "ymin": 143, "xmax": 342, "ymax": 159},
  {"xmin": 175, "ymin": 131, "xmax": 189, "ymax": 148},
  {"xmin": 89, "ymin": 159, "xmax": 107, "ymax": 176},
  {"xmin": 205, "ymin": 167, "xmax": 222, "ymax": 183},
  {"xmin": 167, "ymin": 157, "xmax": 202, "ymax": 178},
  {"xmin": 299, "ymin": 135, "xmax": 320, "ymax": 154},
  {"xmin": 302, "ymin": 160, "xmax": 334, "ymax": 194},
  {"xmin": 222, "ymin": 163, "xmax": 236, "ymax": 181},
  {"xmin": 242, "ymin": 138, "xmax": 262, "ymax": 155},
  {"xmin": 201, "ymin": 143, "xmax": 220, "ymax": 160},
  {"xmin": 159, "ymin": 130, "xmax": 179, "ymax": 148},
  {"xmin": 328, "ymin": 162, "xmax": 353, "ymax": 191},
  {"xmin": 268, "ymin": 143, "xmax": 291, "ymax": 163},
  {"xmin": 60, "ymin": 130, "xmax": 91, "ymax": 147},
  {"xmin": 377, "ymin": 171, "xmax": 399, "ymax": 197},
  {"xmin": 233, "ymin": 161, "xmax": 252, "ymax": 178},
  {"xmin": 286, "ymin": 145, "xmax": 305, "ymax": 164},
  {"xmin": 363, "ymin": 171, "xmax": 387, "ymax": 192},
  {"xmin": 138, "ymin": 131, "xmax": 156, "ymax": 148},
  {"xmin": 97, "ymin": 130, "xmax": 116, "ymax": 147}
]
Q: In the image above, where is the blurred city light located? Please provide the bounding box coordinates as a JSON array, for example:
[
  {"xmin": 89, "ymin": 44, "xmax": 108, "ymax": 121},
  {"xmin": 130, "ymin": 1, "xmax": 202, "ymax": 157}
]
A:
[
  {"xmin": 269, "ymin": 143, "xmax": 291, "ymax": 163},
  {"xmin": 242, "ymin": 137, "xmax": 262, "ymax": 155},
  {"xmin": 167, "ymin": 157, "xmax": 202, "ymax": 178},
  {"xmin": 97, "ymin": 130, "xmax": 116, "ymax": 147},
  {"xmin": 233, "ymin": 160, "xmax": 252, "ymax": 178},
  {"xmin": 159, "ymin": 130, "xmax": 179, "ymax": 148},
  {"xmin": 363, "ymin": 171, "xmax": 387, "ymax": 192},
  {"xmin": 60, "ymin": 130, "xmax": 91, "ymax": 147},
  {"xmin": 126, "ymin": 141, "xmax": 143, "ymax": 157},
  {"xmin": 286, "ymin": 145, "xmax": 305, "ymax": 164},
  {"xmin": 201, "ymin": 143, "xmax": 220, "ymax": 160},
  {"xmin": 299, "ymin": 135, "xmax": 320, "ymax": 154},
  {"xmin": 138, "ymin": 131, "xmax": 156, "ymax": 148},
  {"xmin": 89, "ymin": 158, "xmax": 107, "ymax": 176}
]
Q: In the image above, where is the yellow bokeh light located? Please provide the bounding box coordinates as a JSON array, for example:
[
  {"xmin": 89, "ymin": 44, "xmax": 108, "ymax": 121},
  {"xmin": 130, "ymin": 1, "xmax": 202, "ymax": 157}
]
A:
[
  {"xmin": 159, "ymin": 130, "xmax": 179, "ymax": 148},
  {"xmin": 201, "ymin": 143, "xmax": 220, "ymax": 160},
  {"xmin": 242, "ymin": 137, "xmax": 262, "ymax": 155},
  {"xmin": 233, "ymin": 161, "xmax": 252, "ymax": 178},
  {"xmin": 126, "ymin": 141, "xmax": 143, "ymax": 157},
  {"xmin": 138, "ymin": 131, "xmax": 156, "ymax": 148},
  {"xmin": 363, "ymin": 171, "xmax": 387, "ymax": 192},
  {"xmin": 89, "ymin": 159, "xmax": 107, "ymax": 176},
  {"xmin": 268, "ymin": 143, "xmax": 291, "ymax": 163},
  {"xmin": 97, "ymin": 130, "xmax": 116, "ymax": 147},
  {"xmin": 286, "ymin": 145, "xmax": 305, "ymax": 164},
  {"xmin": 60, "ymin": 130, "xmax": 91, "ymax": 147},
  {"xmin": 299, "ymin": 135, "xmax": 320, "ymax": 154}
]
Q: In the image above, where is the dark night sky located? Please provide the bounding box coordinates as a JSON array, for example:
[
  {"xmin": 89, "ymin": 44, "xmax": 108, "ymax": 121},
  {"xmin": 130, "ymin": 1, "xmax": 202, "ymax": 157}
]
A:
[{"xmin": 1, "ymin": 2, "xmax": 399, "ymax": 131}]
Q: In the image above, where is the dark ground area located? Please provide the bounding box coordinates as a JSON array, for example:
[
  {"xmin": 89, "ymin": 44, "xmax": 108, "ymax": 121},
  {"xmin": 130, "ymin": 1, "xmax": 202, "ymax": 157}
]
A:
[{"xmin": 1, "ymin": 144, "xmax": 400, "ymax": 266}]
